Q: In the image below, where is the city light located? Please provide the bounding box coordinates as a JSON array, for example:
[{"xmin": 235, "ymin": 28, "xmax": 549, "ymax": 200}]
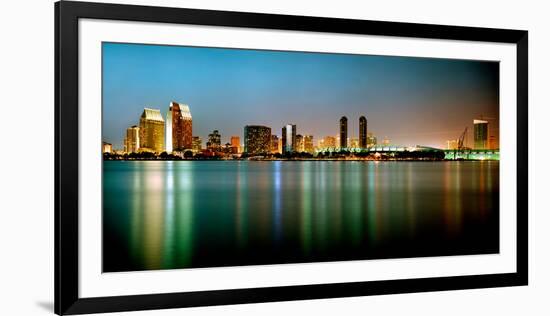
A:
[{"xmin": 103, "ymin": 101, "xmax": 499, "ymax": 161}]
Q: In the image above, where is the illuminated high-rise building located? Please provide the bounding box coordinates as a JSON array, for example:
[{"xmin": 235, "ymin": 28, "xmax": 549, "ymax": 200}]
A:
[
  {"xmin": 303, "ymin": 135, "xmax": 314, "ymax": 153},
  {"xmin": 340, "ymin": 116, "xmax": 348, "ymax": 148},
  {"xmin": 207, "ymin": 130, "xmax": 222, "ymax": 151},
  {"xmin": 367, "ymin": 132, "xmax": 377, "ymax": 147},
  {"xmin": 124, "ymin": 125, "xmax": 140, "ymax": 153},
  {"xmin": 474, "ymin": 119, "xmax": 489, "ymax": 149},
  {"xmin": 323, "ymin": 136, "xmax": 336, "ymax": 148},
  {"xmin": 165, "ymin": 101, "xmax": 192, "ymax": 152},
  {"xmin": 296, "ymin": 134, "xmax": 304, "ymax": 152},
  {"xmin": 139, "ymin": 108, "xmax": 164, "ymax": 153},
  {"xmin": 270, "ymin": 135, "xmax": 279, "ymax": 153},
  {"xmin": 244, "ymin": 125, "xmax": 271, "ymax": 154},
  {"xmin": 192, "ymin": 136, "xmax": 202, "ymax": 152},
  {"xmin": 282, "ymin": 124, "xmax": 296, "ymax": 154},
  {"xmin": 102, "ymin": 142, "xmax": 112, "ymax": 154},
  {"xmin": 318, "ymin": 139, "xmax": 324, "ymax": 148},
  {"xmin": 230, "ymin": 136, "xmax": 241, "ymax": 153},
  {"xmin": 359, "ymin": 116, "xmax": 367, "ymax": 148}
]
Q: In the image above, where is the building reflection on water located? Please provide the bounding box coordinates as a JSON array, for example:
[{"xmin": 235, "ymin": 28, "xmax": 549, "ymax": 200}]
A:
[{"xmin": 103, "ymin": 161, "xmax": 499, "ymax": 272}]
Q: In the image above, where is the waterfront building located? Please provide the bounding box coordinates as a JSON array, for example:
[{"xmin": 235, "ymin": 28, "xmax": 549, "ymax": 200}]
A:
[
  {"xmin": 367, "ymin": 132, "xmax": 377, "ymax": 147},
  {"xmin": 489, "ymin": 135, "xmax": 498, "ymax": 150},
  {"xmin": 359, "ymin": 116, "xmax": 367, "ymax": 148},
  {"xmin": 165, "ymin": 101, "xmax": 192, "ymax": 153},
  {"xmin": 350, "ymin": 137, "xmax": 359, "ymax": 148},
  {"xmin": 124, "ymin": 125, "xmax": 140, "ymax": 153},
  {"xmin": 139, "ymin": 108, "xmax": 165, "ymax": 153},
  {"xmin": 270, "ymin": 135, "xmax": 279, "ymax": 154},
  {"xmin": 192, "ymin": 136, "xmax": 202, "ymax": 152},
  {"xmin": 230, "ymin": 136, "xmax": 241, "ymax": 153},
  {"xmin": 296, "ymin": 134, "xmax": 304, "ymax": 152},
  {"xmin": 447, "ymin": 139, "xmax": 458, "ymax": 150},
  {"xmin": 207, "ymin": 130, "xmax": 222, "ymax": 151},
  {"xmin": 277, "ymin": 138, "xmax": 283, "ymax": 154},
  {"xmin": 244, "ymin": 125, "xmax": 271, "ymax": 154},
  {"xmin": 474, "ymin": 119, "xmax": 489, "ymax": 149},
  {"xmin": 102, "ymin": 142, "xmax": 113, "ymax": 154},
  {"xmin": 340, "ymin": 116, "xmax": 348, "ymax": 148},
  {"xmin": 318, "ymin": 139, "xmax": 324, "ymax": 148},
  {"xmin": 223, "ymin": 142, "xmax": 237, "ymax": 154},
  {"xmin": 382, "ymin": 137, "xmax": 391, "ymax": 145},
  {"xmin": 282, "ymin": 124, "xmax": 297, "ymax": 154},
  {"xmin": 303, "ymin": 135, "xmax": 314, "ymax": 153},
  {"xmin": 323, "ymin": 136, "xmax": 336, "ymax": 148}
]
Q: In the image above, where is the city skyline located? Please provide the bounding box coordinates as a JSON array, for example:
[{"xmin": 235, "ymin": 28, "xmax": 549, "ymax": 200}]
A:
[
  {"xmin": 112, "ymin": 104, "xmax": 497, "ymax": 156},
  {"xmin": 103, "ymin": 42, "xmax": 499, "ymax": 149}
]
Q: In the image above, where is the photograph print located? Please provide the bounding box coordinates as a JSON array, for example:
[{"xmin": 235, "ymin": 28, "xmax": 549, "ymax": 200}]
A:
[{"xmin": 101, "ymin": 42, "xmax": 499, "ymax": 273}]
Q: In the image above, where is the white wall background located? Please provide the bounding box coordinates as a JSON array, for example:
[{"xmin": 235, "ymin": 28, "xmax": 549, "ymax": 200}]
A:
[{"xmin": 0, "ymin": 0, "xmax": 547, "ymax": 315}]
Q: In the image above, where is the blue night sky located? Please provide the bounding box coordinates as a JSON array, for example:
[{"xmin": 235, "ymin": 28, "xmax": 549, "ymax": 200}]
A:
[{"xmin": 102, "ymin": 42, "xmax": 499, "ymax": 149}]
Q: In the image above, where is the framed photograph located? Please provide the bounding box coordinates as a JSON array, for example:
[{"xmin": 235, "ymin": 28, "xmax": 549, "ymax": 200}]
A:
[{"xmin": 55, "ymin": 1, "xmax": 528, "ymax": 314}]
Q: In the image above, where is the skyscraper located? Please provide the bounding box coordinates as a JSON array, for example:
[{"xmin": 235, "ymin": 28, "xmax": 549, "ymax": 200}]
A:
[
  {"xmin": 323, "ymin": 136, "xmax": 336, "ymax": 148},
  {"xmin": 124, "ymin": 125, "xmax": 140, "ymax": 153},
  {"xmin": 282, "ymin": 124, "xmax": 296, "ymax": 154},
  {"xmin": 303, "ymin": 135, "xmax": 314, "ymax": 153},
  {"xmin": 359, "ymin": 116, "xmax": 367, "ymax": 149},
  {"xmin": 102, "ymin": 142, "xmax": 113, "ymax": 154},
  {"xmin": 165, "ymin": 101, "xmax": 192, "ymax": 152},
  {"xmin": 474, "ymin": 119, "xmax": 489, "ymax": 149},
  {"xmin": 231, "ymin": 136, "xmax": 241, "ymax": 153},
  {"xmin": 339, "ymin": 116, "xmax": 348, "ymax": 148},
  {"xmin": 192, "ymin": 136, "xmax": 202, "ymax": 152},
  {"xmin": 139, "ymin": 108, "xmax": 164, "ymax": 153},
  {"xmin": 296, "ymin": 134, "xmax": 304, "ymax": 152},
  {"xmin": 270, "ymin": 135, "xmax": 279, "ymax": 154},
  {"xmin": 207, "ymin": 130, "xmax": 221, "ymax": 151},
  {"xmin": 244, "ymin": 125, "xmax": 271, "ymax": 154},
  {"xmin": 367, "ymin": 132, "xmax": 377, "ymax": 147}
]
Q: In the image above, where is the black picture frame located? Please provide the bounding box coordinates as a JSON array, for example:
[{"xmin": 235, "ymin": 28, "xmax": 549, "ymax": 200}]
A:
[{"xmin": 55, "ymin": 1, "xmax": 528, "ymax": 314}]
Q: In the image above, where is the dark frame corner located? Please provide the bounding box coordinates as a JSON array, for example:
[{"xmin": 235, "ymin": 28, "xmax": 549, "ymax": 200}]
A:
[{"xmin": 55, "ymin": 1, "xmax": 528, "ymax": 314}]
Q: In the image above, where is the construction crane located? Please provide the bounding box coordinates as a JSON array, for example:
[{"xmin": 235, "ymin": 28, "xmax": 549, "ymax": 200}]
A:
[
  {"xmin": 451, "ymin": 127, "xmax": 469, "ymax": 160},
  {"xmin": 457, "ymin": 127, "xmax": 468, "ymax": 150}
]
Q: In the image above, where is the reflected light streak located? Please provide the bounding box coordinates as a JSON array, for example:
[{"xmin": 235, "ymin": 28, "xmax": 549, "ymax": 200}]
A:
[
  {"xmin": 235, "ymin": 162, "xmax": 249, "ymax": 249},
  {"xmin": 315, "ymin": 162, "xmax": 329, "ymax": 252},
  {"xmin": 129, "ymin": 162, "xmax": 144, "ymax": 267},
  {"xmin": 300, "ymin": 162, "xmax": 313, "ymax": 255},
  {"xmin": 163, "ymin": 161, "xmax": 175, "ymax": 268},
  {"xmin": 367, "ymin": 162, "xmax": 380, "ymax": 244},
  {"xmin": 272, "ymin": 161, "xmax": 283, "ymax": 243},
  {"xmin": 142, "ymin": 163, "xmax": 165, "ymax": 270},
  {"xmin": 348, "ymin": 163, "xmax": 363, "ymax": 246},
  {"xmin": 406, "ymin": 163, "xmax": 417, "ymax": 237},
  {"xmin": 174, "ymin": 162, "xmax": 194, "ymax": 267}
]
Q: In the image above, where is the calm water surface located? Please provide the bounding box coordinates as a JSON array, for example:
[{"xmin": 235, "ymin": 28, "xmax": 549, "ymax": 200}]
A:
[{"xmin": 103, "ymin": 161, "xmax": 499, "ymax": 272}]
